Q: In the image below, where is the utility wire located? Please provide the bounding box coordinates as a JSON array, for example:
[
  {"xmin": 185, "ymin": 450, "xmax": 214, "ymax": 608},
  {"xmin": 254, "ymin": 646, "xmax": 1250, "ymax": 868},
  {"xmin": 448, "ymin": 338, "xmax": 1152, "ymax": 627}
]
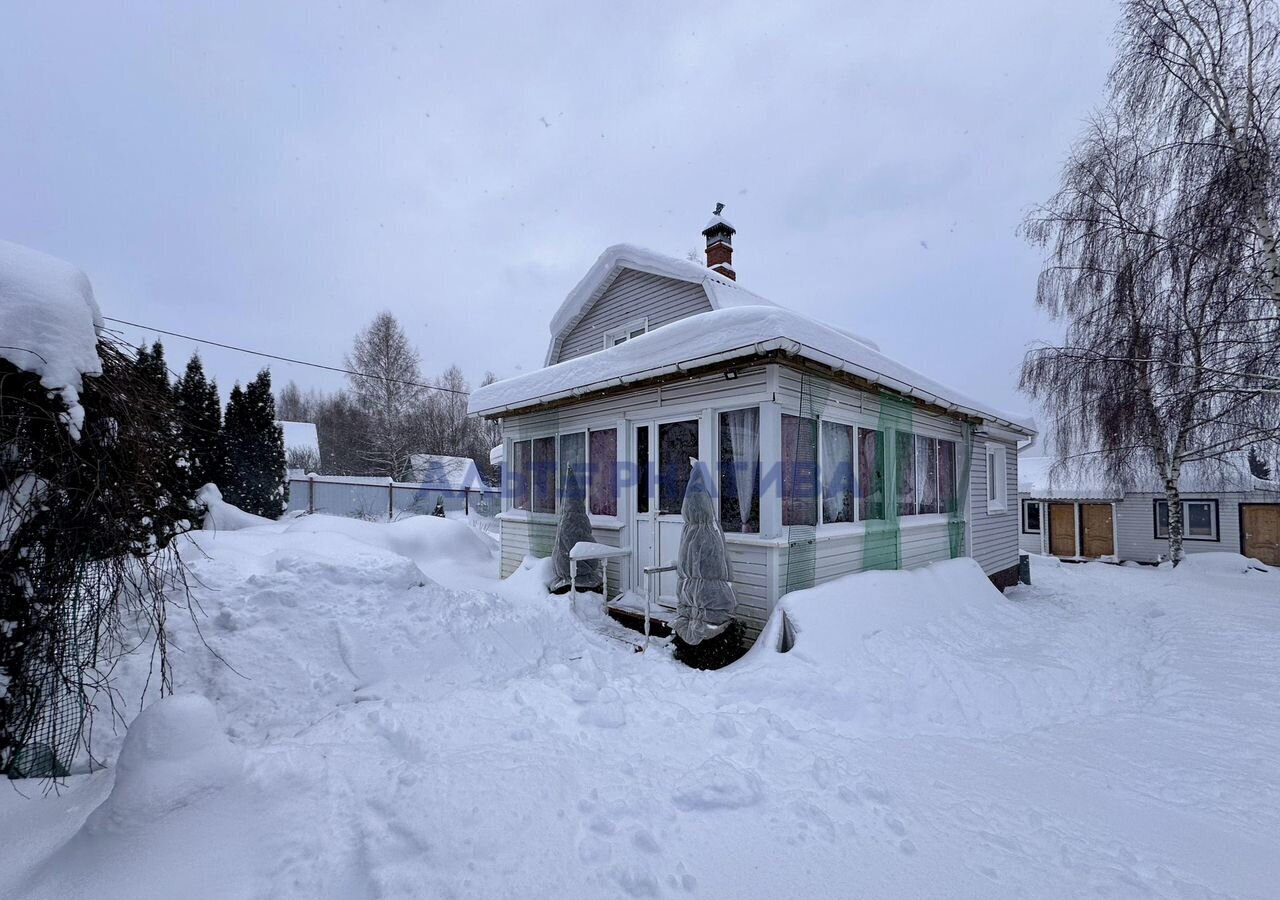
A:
[{"xmin": 102, "ymin": 315, "xmax": 470, "ymax": 395}]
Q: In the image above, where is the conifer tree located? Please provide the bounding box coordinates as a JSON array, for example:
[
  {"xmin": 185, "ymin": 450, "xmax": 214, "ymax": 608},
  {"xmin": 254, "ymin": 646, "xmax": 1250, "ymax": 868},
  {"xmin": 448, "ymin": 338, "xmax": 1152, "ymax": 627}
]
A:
[
  {"xmin": 174, "ymin": 353, "xmax": 222, "ymax": 501},
  {"xmin": 219, "ymin": 369, "xmax": 288, "ymax": 518},
  {"xmin": 130, "ymin": 340, "xmax": 189, "ymax": 532},
  {"xmin": 134, "ymin": 340, "xmax": 172, "ymax": 399}
]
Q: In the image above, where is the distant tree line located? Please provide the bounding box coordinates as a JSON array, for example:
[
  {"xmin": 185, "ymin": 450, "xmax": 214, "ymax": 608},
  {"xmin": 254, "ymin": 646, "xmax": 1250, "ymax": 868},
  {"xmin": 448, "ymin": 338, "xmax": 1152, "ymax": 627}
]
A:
[
  {"xmin": 136, "ymin": 341, "xmax": 288, "ymax": 520},
  {"xmin": 275, "ymin": 311, "xmax": 501, "ymax": 485}
]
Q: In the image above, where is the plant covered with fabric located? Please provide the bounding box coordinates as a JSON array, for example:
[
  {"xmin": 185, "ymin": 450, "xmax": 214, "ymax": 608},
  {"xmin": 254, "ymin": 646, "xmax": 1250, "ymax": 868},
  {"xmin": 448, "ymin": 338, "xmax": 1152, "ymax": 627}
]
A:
[
  {"xmin": 548, "ymin": 465, "xmax": 599, "ymax": 594},
  {"xmin": 672, "ymin": 460, "xmax": 739, "ymax": 667}
]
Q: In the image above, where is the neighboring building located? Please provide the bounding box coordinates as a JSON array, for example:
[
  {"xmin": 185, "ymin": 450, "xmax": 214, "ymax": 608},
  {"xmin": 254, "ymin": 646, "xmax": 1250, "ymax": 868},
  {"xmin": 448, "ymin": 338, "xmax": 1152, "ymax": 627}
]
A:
[
  {"xmin": 279, "ymin": 420, "xmax": 321, "ymax": 475},
  {"xmin": 1018, "ymin": 440, "xmax": 1280, "ymax": 565},
  {"xmin": 408, "ymin": 453, "xmax": 487, "ymax": 490},
  {"xmin": 468, "ymin": 214, "xmax": 1035, "ymax": 643}
]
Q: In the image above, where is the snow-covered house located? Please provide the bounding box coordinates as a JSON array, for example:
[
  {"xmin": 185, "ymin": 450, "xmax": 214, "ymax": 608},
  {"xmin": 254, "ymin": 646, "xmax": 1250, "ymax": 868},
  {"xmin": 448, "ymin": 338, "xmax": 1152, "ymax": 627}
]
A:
[
  {"xmin": 468, "ymin": 217, "xmax": 1035, "ymax": 642},
  {"xmin": 1017, "ymin": 439, "xmax": 1280, "ymax": 565},
  {"xmin": 408, "ymin": 453, "xmax": 487, "ymax": 490}
]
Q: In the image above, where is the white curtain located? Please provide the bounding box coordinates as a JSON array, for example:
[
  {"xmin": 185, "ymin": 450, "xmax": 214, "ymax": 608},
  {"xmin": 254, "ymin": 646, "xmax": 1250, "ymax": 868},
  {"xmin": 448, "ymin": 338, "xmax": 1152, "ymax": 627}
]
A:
[
  {"xmin": 822, "ymin": 423, "xmax": 853, "ymax": 522},
  {"xmin": 725, "ymin": 408, "xmax": 759, "ymax": 530}
]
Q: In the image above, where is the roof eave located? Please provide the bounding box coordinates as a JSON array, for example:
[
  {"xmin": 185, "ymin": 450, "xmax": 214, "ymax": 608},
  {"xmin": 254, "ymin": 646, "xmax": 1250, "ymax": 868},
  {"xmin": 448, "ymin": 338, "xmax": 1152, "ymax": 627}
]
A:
[{"xmin": 474, "ymin": 337, "xmax": 1035, "ymax": 436}]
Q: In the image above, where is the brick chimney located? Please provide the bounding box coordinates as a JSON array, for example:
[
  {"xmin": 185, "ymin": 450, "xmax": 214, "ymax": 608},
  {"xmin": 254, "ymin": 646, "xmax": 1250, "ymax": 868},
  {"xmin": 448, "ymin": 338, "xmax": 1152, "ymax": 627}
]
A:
[{"xmin": 701, "ymin": 203, "xmax": 736, "ymax": 280}]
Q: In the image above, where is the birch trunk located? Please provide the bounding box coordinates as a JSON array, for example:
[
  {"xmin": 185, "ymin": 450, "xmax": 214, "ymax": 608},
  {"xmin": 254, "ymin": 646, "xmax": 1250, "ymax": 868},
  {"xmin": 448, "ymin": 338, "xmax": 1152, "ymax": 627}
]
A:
[
  {"xmin": 1252, "ymin": 198, "xmax": 1280, "ymax": 317},
  {"xmin": 1163, "ymin": 463, "xmax": 1185, "ymax": 566}
]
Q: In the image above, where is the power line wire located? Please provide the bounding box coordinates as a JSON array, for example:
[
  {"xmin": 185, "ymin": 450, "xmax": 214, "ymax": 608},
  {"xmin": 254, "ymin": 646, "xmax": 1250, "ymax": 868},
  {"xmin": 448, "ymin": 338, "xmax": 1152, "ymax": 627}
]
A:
[{"xmin": 102, "ymin": 315, "xmax": 469, "ymax": 395}]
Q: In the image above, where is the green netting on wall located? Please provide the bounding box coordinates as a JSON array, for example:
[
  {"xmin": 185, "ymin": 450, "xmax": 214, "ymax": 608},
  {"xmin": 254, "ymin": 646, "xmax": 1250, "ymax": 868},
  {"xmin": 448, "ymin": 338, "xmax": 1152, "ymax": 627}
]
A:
[
  {"xmin": 863, "ymin": 391, "xmax": 913, "ymax": 571},
  {"xmin": 783, "ymin": 373, "xmax": 830, "ymax": 594}
]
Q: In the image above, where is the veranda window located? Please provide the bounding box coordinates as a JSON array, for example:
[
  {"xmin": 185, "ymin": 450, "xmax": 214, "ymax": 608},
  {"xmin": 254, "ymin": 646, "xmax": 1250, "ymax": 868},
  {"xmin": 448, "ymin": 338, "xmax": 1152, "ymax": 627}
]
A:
[
  {"xmin": 895, "ymin": 432, "xmax": 917, "ymax": 517},
  {"xmin": 938, "ymin": 439, "xmax": 958, "ymax": 514},
  {"xmin": 895, "ymin": 432, "xmax": 958, "ymax": 517},
  {"xmin": 559, "ymin": 432, "xmax": 585, "ymax": 506},
  {"xmin": 511, "ymin": 440, "xmax": 532, "ymax": 511},
  {"xmin": 916, "ymin": 435, "xmax": 939, "ymax": 514},
  {"xmin": 719, "ymin": 408, "xmax": 760, "ymax": 533},
  {"xmin": 658, "ymin": 420, "xmax": 698, "ymax": 514},
  {"xmin": 782, "ymin": 414, "xmax": 818, "ymax": 526},
  {"xmin": 858, "ymin": 428, "xmax": 885, "ymax": 520},
  {"xmin": 532, "ymin": 436, "xmax": 556, "ymax": 514},
  {"xmin": 821, "ymin": 422, "xmax": 855, "ymax": 524},
  {"xmin": 588, "ymin": 428, "xmax": 618, "ymax": 517}
]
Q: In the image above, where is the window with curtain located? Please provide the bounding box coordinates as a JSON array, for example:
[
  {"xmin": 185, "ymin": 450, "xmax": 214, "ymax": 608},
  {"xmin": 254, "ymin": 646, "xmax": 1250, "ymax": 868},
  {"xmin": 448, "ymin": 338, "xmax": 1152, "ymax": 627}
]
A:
[
  {"xmin": 821, "ymin": 421, "xmax": 855, "ymax": 524},
  {"xmin": 916, "ymin": 435, "xmax": 939, "ymax": 514},
  {"xmin": 858, "ymin": 428, "xmax": 884, "ymax": 520},
  {"xmin": 782, "ymin": 414, "xmax": 818, "ymax": 526},
  {"xmin": 589, "ymin": 428, "xmax": 618, "ymax": 516},
  {"xmin": 896, "ymin": 431, "xmax": 917, "ymax": 517},
  {"xmin": 559, "ymin": 432, "xmax": 585, "ymax": 506},
  {"xmin": 719, "ymin": 408, "xmax": 760, "ymax": 533},
  {"xmin": 532, "ymin": 436, "xmax": 556, "ymax": 514},
  {"xmin": 658, "ymin": 420, "xmax": 698, "ymax": 514},
  {"xmin": 511, "ymin": 440, "xmax": 532, "ymax": 511},
  {"xmin": 938, "ymin": 439, "xmax": 957, "ymax": 514}
]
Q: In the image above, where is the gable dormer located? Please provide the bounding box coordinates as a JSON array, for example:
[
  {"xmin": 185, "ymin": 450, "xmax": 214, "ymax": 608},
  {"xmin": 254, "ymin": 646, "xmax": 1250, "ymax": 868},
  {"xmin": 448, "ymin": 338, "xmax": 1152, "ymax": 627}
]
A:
[{"xmin": 544, "ymin": 242, "xmax": 775, "ymax": 367}]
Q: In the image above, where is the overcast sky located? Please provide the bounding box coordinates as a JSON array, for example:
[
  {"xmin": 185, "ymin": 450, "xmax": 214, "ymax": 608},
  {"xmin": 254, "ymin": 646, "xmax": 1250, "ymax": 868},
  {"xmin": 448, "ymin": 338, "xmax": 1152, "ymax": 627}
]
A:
[{"xmin": 2, "ymin": 1, "xmax": 1119, "ymax": 418}]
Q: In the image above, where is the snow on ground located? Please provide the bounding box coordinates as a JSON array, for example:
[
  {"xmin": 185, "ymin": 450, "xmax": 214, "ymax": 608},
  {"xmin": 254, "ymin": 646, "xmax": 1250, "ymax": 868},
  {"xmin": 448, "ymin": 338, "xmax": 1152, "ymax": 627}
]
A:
[{"xmin": 2, "ymin": 516, "xmax": 1278, "ymax": 899}]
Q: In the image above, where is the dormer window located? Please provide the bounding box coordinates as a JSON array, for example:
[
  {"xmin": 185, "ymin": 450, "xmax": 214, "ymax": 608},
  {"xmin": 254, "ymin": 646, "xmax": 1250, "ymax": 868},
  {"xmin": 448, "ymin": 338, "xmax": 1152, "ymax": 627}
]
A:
[{"xmin": 604, "ymin": 318, "xmax": 648, "ymax": 349}]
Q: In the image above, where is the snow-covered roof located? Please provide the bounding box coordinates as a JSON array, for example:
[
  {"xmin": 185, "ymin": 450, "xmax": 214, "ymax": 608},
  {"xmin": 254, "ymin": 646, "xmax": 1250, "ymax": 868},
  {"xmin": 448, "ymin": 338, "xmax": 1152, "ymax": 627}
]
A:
[
  {"xmin": 1018, "ymin": 451, "xmax": 1278, "ymax": 499},
  {"xmin": 0, "ymin": 240, "xmax": 103, "ymax": 438},
  {"xmin": 408, "ymin": 454, "xmax": 486, "ymax": 490},
  {"xmin": 1017, "ymin": 456, "xmax": 1124, "ymax": 501},
  {"xmin": 279, "ymin": 421, "xmax": 320, "ymax": 458},
  {"xmin": 475, "ymin": 296, "xmax": 1033, "ymax": 433},
  {"xmin": 543, "ymin": 244, "xmax": 881, "ymax": 368}
]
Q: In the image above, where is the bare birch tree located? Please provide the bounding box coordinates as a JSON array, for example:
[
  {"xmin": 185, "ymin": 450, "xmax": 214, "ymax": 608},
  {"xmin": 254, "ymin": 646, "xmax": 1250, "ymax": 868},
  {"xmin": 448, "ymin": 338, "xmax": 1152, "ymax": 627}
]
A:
[
  {"xmin": 345, "ymin": 312, "xmax": 427, "ymax": 480},
  {"xmin": 1116, "ymin": 0, "xmax": 1280, "ymax": 316},
  {"xmin": 1024, "ymin": 108, "xmax": 1280, "ymax": 562}
]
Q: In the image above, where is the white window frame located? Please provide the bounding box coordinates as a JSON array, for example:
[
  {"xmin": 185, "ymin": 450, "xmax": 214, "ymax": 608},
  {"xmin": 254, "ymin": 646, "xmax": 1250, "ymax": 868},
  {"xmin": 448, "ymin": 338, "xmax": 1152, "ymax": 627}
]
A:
[
  {"xmin": 1154, "ymin": 498, "xmax": 1219, "ymax": 541},
  {"xmin": 603, "ymin": 317, "xmax": 648, "ymax": 350},
  {"xmin": 986, "ymin": 443, "xmax": 1008, "ymax": 513},
  {"xmin": 1021, "ymin": 499, "xmax": 1041, "ymax": 534}
]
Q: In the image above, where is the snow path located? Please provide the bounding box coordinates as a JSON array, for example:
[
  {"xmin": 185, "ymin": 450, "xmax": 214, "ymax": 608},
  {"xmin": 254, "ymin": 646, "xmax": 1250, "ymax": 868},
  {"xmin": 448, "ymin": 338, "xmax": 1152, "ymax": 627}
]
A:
[{"xmin": 2, "ymin": 522, "xmax": 1277, "ymax": 899}]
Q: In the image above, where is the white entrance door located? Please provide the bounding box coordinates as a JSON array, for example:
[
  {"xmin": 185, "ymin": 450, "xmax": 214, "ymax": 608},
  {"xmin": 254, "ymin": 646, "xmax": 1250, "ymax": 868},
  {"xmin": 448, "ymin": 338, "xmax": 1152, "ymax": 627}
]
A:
[{"xmin": 632, "ymin": 418, "xmax": 699, "ymax": 609}]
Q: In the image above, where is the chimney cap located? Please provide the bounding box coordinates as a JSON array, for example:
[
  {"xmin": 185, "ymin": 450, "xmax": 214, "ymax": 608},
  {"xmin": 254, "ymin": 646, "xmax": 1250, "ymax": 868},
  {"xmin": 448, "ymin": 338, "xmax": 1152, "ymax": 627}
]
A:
[{"xmin": 702, "ymin": 203, "xmax": 736, "ymax": 244}]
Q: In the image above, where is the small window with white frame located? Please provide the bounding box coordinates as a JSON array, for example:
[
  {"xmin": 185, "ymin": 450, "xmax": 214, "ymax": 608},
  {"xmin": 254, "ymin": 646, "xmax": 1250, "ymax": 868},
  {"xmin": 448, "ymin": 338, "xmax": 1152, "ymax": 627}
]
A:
[
  {"xmin": 986, "ymin": 444, "xmax": 1008, "ymax": 512},
  {"xmin": 1022, "ymin": 499, "xmax": 1041, "ymax": 533},
  {"xmin": 603, "ymin": 318, "xmax": 648, "ymax": 349}
]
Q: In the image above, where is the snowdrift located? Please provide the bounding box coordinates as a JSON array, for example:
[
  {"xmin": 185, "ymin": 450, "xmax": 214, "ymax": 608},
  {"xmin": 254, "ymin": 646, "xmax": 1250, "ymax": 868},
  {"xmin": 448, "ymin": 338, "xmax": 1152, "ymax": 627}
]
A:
[
  {"xmin": 282, "ymin": 511, "xmax": 494, "ymax": 566},
  {"xmin": 1168, "ymin": 551, "xmax": 1271, "ymax": 576},
  {"xmin": 199, "ymin": 483, "xmax": 280, "ymax": 531},
  {"xmin": 731, "ymin": 558, "xmax": 1151, "ymax": 737}
]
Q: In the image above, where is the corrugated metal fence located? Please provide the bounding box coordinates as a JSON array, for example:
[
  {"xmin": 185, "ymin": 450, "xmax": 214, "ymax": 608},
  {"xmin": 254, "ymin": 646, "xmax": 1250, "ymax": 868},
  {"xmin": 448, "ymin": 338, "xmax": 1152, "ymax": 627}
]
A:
[{"xmin": 287, "ymin": 475, "xmax": 501, "ymax": 520}]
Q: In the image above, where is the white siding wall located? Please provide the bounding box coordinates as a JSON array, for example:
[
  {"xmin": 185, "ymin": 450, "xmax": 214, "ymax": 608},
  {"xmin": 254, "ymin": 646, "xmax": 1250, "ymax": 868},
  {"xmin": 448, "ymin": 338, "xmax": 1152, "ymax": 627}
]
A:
[
  {"xmin": 554, "ymin": 270, "xmax": 712, "ymax": 364},
  {"xmin": 969, "ymin": 436, "xmax": 1020, "ymax": 576},
  {"xmin": 1114, "ymin": 491, "xmax": 1279, "ymax": 563},
  {"xmin": 1017, "ymin": 499, "xmax": 1047, "ymax": 555}
]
